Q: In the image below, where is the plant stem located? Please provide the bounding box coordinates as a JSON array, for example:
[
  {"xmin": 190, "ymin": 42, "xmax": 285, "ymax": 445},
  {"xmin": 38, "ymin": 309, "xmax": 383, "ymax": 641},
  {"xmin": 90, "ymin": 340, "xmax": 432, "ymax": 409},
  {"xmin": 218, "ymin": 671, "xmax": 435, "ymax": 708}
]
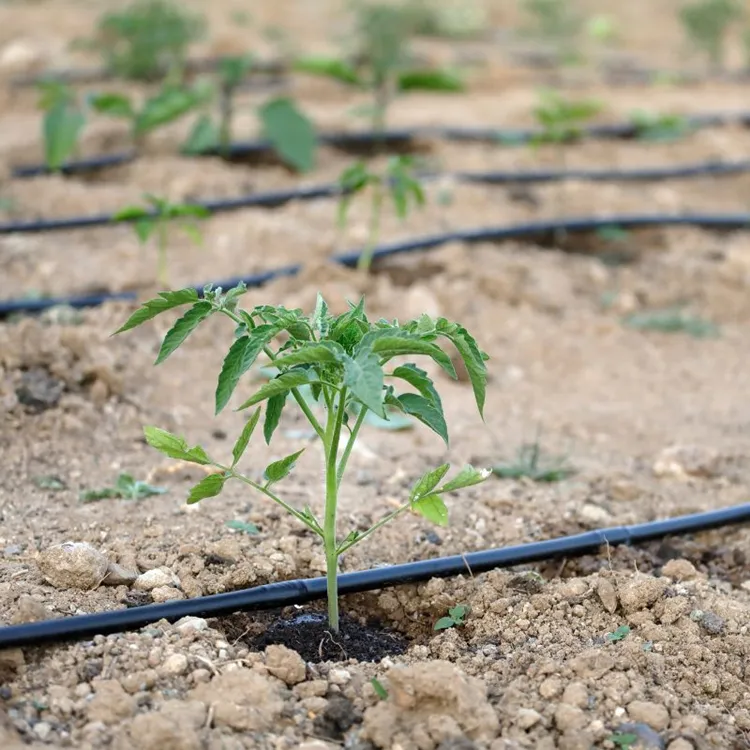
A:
[
  {"xmin": 357, "ymin": 178, "xmax": 382, "ymax": 272},
  {"xmin": 337, "ymin": 501, "xmax": 410, "ymax": 555},
  {"xmin": 337, "ymin": 405, "xmax": 368, "ymax": 486},
  {"xmin": 157, "ymin": 222, "xmax": 169, "ymax": 288},
  {"xmin": 219, "ymin": 85, "xmax": 232, "ymax": 158},
  {"xmin": 323, "ymin": 387, "xmax": 347, "ymax": 631}
]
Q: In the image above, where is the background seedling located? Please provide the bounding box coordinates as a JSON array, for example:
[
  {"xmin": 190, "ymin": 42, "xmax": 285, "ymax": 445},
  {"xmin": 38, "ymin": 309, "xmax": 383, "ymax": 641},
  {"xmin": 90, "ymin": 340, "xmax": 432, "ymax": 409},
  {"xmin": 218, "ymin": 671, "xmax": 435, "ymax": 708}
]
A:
[
  {"xmin": 116, "ymin": 286, "xmax": 490, "ymax": 631},
  {"xmin": 679, "ymin": 0, "xmax": 742, "ymax": 71},
  {"xmin": 338, "ymin": 156, "xmax": 426, "ymax": 272},
  {"xmin": 370, "ymin": 677, "xmax": 389, "ymax": 699},
  {"xmin": 79, "ymin": 473, "xmax": 166, "ymax": 503},
  {"xmin": 434, "ymin": 604, "xmax": 468, "ymax": 630},
  {"xmin": 84, "ymin": 0, "xmax": 205, "ymax": 82},
  {"xmin": 605, "ymin": 624, "xmax": 631, "ymax": 643},
  {"xmin": 37, "ymin": 81, "xmax": 86, "ymax": 172},
  {"xmin": 622, "ymin": 308, "xmax": 719, "ymax": 338},
  {"xmin": 90, "ymin": 81, "xmax": 211, "ymax": 152},
  {"xmin": 630, "ymin": 110, "xmax": 692, "ymax": 142},
  {"xmin": 224, "ymin": 519, "xmax": 259, "ymax": 535},
  {"xmin": 492, "ymin": 440, "xmax": 575, "ymax": 482},
  {"xmin": 114, "ymin": 194, "xmax": 210, "ymax": 288},
  {"xmin": 608, "ymin": 734, "xmax": 638, "ymax": 750},
  {"xmin": 520, "ymin": 0, "xmax": 584, "ymax": 66}
]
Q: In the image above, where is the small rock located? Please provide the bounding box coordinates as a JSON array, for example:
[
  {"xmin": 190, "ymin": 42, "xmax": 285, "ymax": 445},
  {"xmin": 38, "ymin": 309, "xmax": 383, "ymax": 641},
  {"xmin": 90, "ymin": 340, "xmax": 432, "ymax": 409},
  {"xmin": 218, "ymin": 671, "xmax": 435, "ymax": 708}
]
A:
[
  {"xmin": 10, "ymin": 595, "xmax": 53, "ymax": 624},
  {"xmin": 661, "ymin": 559, "xmax": 698, "ymax": 581},
  {"xmin": 134, "ymin": 568, "xmax": 180, "ymax": 591},
  {"xmin": 554, "ymin": 704, "xmax": 587, "ymax": 732},
  {"xmin": 615, "ymin": 722, "xmax": 664, "ymax": 749},
  {"xmin": 696, "ymin": 610, "xmax": 724, "ymax": 635},
  {"xmin": 37, "ymin": 542, "xmax": 109, "ymax": 590},
  {"xmin": 652, "ymin": 445, "xmax": 720, "ymax": 479},
  {"xmin": 667, "ymin": 740, "xmax": 694, "ymax": 750},
  {"xmin": 124, "ymin": 710, "xmax": 202, "ymax": 750},
  {"xmin": 151, "ymin": 586, "xmax": 184, "ymax": 603},
  {"xmin": 33, "ymin": 721, "xmax": 52, "ymax": 741},
  {"xmin": 658, "ymin": 596, "xmax": 689, "ymax": 625},
  {"xmin": 516, "ymin": 708, "xmax": 541, "ymax": 729},
  {"xmin": 561, "ymin": 682, "xmax": 588, "ymax": 708},
  {"xmin": 191, "ymin": 669, "xmax": 211, "ymax": 684},
  {"xmin": 627, "ymin": 701, "xmax": 670, "ymax": 731},
  {"xmin": 264, "ymin": 645, "xmax": 306, "ymax": 686},
  {"xmin": 16, "ymin": 367, "xmax": 64, "ymax": 411},
  {"xmin": 0, "ymin": 39, "xmax": 46, "ymax": 72},
  {"xmin": 596, "ymin": 578, "xmax": 618, "ymax": 614},
  {"xmin": 618, "ymin": 576, "xmax": 668, "ymax": 614},
  {"xmin": 87, "ymin": 680, "xmax": 136, "ymax": 724},
  {"xmin": 539, "ymin": 676, "xmax": 563, "ymax": 698},
  {"xmin": 160, "ymin": 653, "xmax": 189, "ymax": 677},
  {"xmin": 579, "ymin": 503, "xmax": 611, "ymax": 524},
  {"xmin": 293, "ymin": 680, "xmax": 328, "ymax": 699},
  {"xmin": 101, "ymin": 562, "xmax": 137, "ymax": 586},
  {"xmin": 569, "ymin": 649, "xmax": 614, "ymax": 679},
  {"xmin": 328, "ymin": 668, "xmax": 351, "ymax": 685},
  {"xmin": 174, "ymin": 617, "xmax": 208, "ymax": 635}
]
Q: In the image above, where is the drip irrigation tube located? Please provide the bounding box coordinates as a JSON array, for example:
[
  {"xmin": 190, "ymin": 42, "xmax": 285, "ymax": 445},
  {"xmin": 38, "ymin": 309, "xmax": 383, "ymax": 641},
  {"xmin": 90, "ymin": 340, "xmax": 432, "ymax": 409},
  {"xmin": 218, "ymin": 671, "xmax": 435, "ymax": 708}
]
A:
[
  {"xmin": 4, "ymin": 160, "xmax": 750, "ymax": 236},
  {"xmin": 0, "ymin": 502, "xmax": 748, "ymax": 649},
  {"xmin": 11, "ymin": 111, "xmax": 750, "ymax": 179},
  {"xmin": 2, "ymin": 213, "xmax": 749, "ymax": 319}
]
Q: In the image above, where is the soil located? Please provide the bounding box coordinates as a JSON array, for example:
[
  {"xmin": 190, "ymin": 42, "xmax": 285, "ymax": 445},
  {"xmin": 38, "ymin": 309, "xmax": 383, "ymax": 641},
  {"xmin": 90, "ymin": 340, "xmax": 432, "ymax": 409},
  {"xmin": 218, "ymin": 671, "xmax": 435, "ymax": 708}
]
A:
[{"xmin": 2, "ymin": 1, "xmax": 750, "ymax": 749}]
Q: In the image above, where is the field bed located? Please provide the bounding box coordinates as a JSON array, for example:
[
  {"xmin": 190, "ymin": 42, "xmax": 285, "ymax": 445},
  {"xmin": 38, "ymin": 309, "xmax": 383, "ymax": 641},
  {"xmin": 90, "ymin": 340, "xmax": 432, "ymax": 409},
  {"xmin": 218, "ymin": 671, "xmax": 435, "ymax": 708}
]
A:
[{"xmin": 1, "ymin": 1, "xmax": 750, "ymax": 749}]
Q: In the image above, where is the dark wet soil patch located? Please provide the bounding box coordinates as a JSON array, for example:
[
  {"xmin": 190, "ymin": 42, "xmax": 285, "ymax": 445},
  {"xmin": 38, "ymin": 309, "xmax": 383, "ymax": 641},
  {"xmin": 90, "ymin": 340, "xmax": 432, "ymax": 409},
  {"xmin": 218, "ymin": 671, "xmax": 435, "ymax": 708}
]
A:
[{"xmin": 249, "ymin": 611, "xmax": 408, "ymax": 663}]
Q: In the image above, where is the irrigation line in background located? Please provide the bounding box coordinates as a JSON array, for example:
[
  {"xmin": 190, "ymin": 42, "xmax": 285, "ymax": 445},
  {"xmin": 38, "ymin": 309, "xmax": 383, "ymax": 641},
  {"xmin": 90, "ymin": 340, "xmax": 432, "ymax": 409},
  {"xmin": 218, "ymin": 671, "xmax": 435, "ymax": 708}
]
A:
[
  {"xmin": 11, "ymin": 111, "xmax": 750, "ymax": 179},
  {"xmin": 2, "ymin": 213, "xmax": 750, "ymax": 318},
  {"xmin": 4, "ymin": 160, "xmax": 750, "ymax": 236},
  {"xmin": 0, "ymin": 503, "xmax": 748, "ymax": 649}
]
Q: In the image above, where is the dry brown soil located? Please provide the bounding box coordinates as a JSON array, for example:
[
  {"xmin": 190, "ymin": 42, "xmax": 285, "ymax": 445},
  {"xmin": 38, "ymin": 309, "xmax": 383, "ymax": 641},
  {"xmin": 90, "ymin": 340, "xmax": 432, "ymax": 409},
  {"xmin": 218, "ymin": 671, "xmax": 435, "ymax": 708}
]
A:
[{"xmin": 1, "ymin": 1, "xmax": 750, "ymax": 749}]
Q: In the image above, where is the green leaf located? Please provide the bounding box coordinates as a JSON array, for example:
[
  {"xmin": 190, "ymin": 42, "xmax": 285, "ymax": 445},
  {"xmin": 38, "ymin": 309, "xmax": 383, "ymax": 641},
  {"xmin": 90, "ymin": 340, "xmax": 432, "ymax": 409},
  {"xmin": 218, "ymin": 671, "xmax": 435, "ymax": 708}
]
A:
[
  {"xmin": 441, "ymin": 464, "xmax": 490, "ymax": 492},
  {"xmin": 364, "ymin": 330, "xmax": 457, "ymax": 379},
  {"xmin": 187, "ymin": 473, "xmax": 226, "ymax": 504},
  {"xmin": 370, "ymin": 677, "xmax": 388, "ymax": 700},
  {"xmin": 264, "ymin": 448, "xmax": 305, "ymax": 485},
  {"xmin": 113, "ymin": 205, "xmax": 151, "ymax": 221},
  {"xmin": 258, "ymin": 97, "xmax": 316, "ymax": 172},
  {"xmin": 89, "ymin": 92, "xmax": 134, "ymax": 119},
  {"xmin": 412, "ymin": 493, "xmax": 449, "ymax": 526},
  {"xmin": 397, "ymin": 392, "xmax": 448, "ymax": 445},
  {"xmin": 433, "ymin": 616, "xmax": 456, "ymax": 630},
  {"xmin": 263, "ymin": 393, "xmax": 286, "ymax": 444},
  {"xmin": 182, "ymin": 113, "xmax": 219, "ymax": 154},
  {"xmin": 312, "ymin": 293, "xmax": 330, "ymax": 336},
  {"xmin": 155, "ymin": 300, "xmax": 213, "ymax": 364},
  {"xmin": 231, "ymin": 408, "xmax": 261, "ymax": 466},
  {"xmin": 410, "ymin": 463, "xmax": 450, "ymax": 501},
  {"xmin": 436, "ymin": 321, "xmax": 487, "ymax": 416},
  {"xmin": 114, "ymin": 288, "xmax": 199, "ymax": 334},
  {"xmin": 132, "ymin": 217, "xmax": 156, "ymax": 243},
  {"xmin": 293, "ymin": 55, "xmax": 362, "ymax": 85},
  {"xmin": 397, "ymin": 68, "xmax": 464, "ymax": 92},
  {"xmin": 271, "ymin": 341, "xmax": 347, "ymax": 368},
  {"xmin": 169, "ymin": 203, "xmax": 211, "ymax": 220},
  {"xmin": 449, "ymin": 604, "xmax": 468, "ymax": 621},
  {"xmin": 344, "ymin": 348, "xmax": 385, "ymax": 417},
  {"xmin": 225, "ymin": 519, "xmax": 259, "ymax": 534},
  {"xmin": 143, "ymin": 426, "xmax": 211, "ymax": 465},
  {"xmin": 236, "ymin": 369, "xmax": 314, "ymax": 410},
  {"xmin": 392, "ymin": 364, "xmax": 441, "ymax": 403},
  {"xmin": 43, "ymin": 101, "xmax": 86, "ymax": 171},
  {"xmin": 606, "ymin": 624, "xmax": 631, "ymax": 643},
  {"xmin": 135, "ymin": 84, "xmax": 209, "ymax": 136},
  {"xmin": 215, "ymin": 326, "xmax": 279, "ymax": 413}
]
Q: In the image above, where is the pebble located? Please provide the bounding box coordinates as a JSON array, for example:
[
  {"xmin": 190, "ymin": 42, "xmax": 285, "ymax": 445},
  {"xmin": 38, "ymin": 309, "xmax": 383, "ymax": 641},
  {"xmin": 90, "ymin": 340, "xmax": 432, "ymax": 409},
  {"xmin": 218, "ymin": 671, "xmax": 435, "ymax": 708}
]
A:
[
  {"xmin": 10, "ymin": 595, "xmax": 52, "ymax": 624},
  {"xmin": 667, "ymin": 740, "xmax": 694, "ymax": 750},
  {"xmin": 190, "ymin": 669, "xmax": 211, "ymax": 684},
  {"xmin": 134, "ymin": 568, "xmax": 180, "ymax": 591},
  {"xmin": 554, "ymin": 704, "xmax": 587, "ymax": 732},
  {"xmin": 160, "ymin": 653, "xmax": 189, "ymax": 677},
  {"xmin": 618, "ymin": 576, "xmax": 668, "ymax": 613},
  {"xmin": 596, "ymin": 578, "xmax": 618, "ymax": 614},
  {"xmin": 33, "ymin": 721, "xmax": 52, "ymax": 741},
  {"xmin": 151, "ymin": 586, "xmax": 184, "ymax": 603},
  {"xmin": 627, "ymin": 701, "xmax": 670, "ymax": 731},
  {"xmin": 37, "ymin": 542, "xmax": 110, "ymax": 590},
  {"xmin": 516, "ymin": 708, "xmax": 542, "ymax": 729},
  {"xmin": 561, "ymin": 682, "xmax": 588, "ymax": 708},
  {"xmin": 662, "ymin": 559, "xmax": 698, "ymax": 581},
  {"xmin": 174, "ymin": 617, "xmax": 208, "ymax": 635},
  {"xmin": 328, "ymin": 668, "xmax": 351, "ymax": 685},
  {"xmin": 265, "ymin": 645, "xmax": 306, "ymax": 686},
  {"xmin": 696, "ymin": 611, "xmax": 725, "ymax": 635},
  {"xmin": 101, "ymin": 562, "xmax": 137, "ymax": 586}
]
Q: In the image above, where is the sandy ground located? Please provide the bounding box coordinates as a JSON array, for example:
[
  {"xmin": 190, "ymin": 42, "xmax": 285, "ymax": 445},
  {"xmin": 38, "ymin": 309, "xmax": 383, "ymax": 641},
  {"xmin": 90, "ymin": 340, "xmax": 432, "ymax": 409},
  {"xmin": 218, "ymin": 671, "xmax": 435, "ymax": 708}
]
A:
[{"xmin": 1, "ymin": 1, "xmax": 750, "ymax": 749}]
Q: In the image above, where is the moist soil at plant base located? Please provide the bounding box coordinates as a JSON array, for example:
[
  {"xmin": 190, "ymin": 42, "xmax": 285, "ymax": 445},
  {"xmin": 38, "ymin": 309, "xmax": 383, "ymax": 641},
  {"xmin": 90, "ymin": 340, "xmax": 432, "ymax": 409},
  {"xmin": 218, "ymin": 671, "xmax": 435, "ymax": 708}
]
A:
[{"xmin": 2, "ymin": 1, "xmax": 750, "ymax": 749}]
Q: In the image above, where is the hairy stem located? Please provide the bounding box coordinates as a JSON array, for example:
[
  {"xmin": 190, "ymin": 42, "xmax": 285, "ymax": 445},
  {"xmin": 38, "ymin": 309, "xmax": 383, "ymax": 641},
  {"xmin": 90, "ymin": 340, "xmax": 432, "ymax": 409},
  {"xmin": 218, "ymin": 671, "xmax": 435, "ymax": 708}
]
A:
[
  {"xmin": 337, "ymin": 405, "xmax": 367, "ymax": 486},
  {"xmin": 323, "ymin": 387, "xmax": 347, "ymax": 631}
]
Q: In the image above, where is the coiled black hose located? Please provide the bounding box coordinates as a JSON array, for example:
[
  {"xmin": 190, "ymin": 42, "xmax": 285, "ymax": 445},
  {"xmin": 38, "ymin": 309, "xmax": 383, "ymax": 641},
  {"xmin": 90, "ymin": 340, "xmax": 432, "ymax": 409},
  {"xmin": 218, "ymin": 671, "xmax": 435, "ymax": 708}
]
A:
[
  {"xmin": 11, "ymin": 111, "xmax": 750, "ymax": 178},
  {"xmin": 1, "ymin": 213, "xmax": 748, "ymax": 318},
  {"xmin": 3, "ymin": 160, "xmax": 750, "ymax": 236},
  {"xmin": 0, "ymin": 502, "xmax": 747, "ymax": 649}
]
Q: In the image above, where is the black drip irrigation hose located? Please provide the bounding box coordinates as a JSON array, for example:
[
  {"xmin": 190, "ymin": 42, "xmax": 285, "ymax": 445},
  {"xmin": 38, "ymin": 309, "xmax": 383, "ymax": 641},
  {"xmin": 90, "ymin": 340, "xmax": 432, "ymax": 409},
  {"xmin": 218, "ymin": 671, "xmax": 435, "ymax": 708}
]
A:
[
  {"xmin": 0, "ymin": 502, "xmax": 748, "ymax": 650},
  {"xmin": 11, "ymin": 111, "xmax": 750, "ymax": 179},
  {"xmin": 4, "ymin": 160, "xmax": 750, "ymax": 236},
  {"xmin": 2, "ymin": 213, "xmax": 750, "ymax": 318}
]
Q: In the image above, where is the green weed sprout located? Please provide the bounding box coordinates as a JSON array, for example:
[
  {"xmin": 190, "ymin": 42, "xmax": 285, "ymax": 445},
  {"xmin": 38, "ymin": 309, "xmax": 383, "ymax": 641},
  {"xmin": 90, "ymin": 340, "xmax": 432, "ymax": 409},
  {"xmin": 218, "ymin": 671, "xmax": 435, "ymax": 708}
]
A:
[
  {"xmin": 37, "ymin": 81, "xmax": 86, "ymax": 172},
  {"xmin": 629, "ymin": 110, "xmax": 692, "ymax": 142},
  {"xmin": 88, "ymin": 0, "xmax": 205, "ymax": 82},
  {"xmin": 434, "ymin": 604, "xmax": 468, "ymax": 630},
  {"xmin": 533, "ymin": 90, "xmax": 602, "ymax": 146},
  {"xmin": 622, "ymin": 308, "xmax": 719, "ymax": 338},
  {"xmin": 338, "ymin": 156, "xmax": 425, "ymax": 273},
  {"xmin": 294, "ymin": 2, "xmax": 463, "ymax": 136},
  {"xmin": 520, "ymin": 0, "xmax": 584, "ymax": 65},
  {"xmin": 114, "ymin": 194, "xmax": 209, "ymax": 288},
  {"xmin": 80, "ymin": 473, "xmax": 165, "ymax": 503},
  {"xmin": 492, "ymin": 441, "xmax": 575, "ymax": 482},
  {"xmin": 90, "ymin": 82, "xmax": 211, "ymax": 152},
  {"xmin": 115, "ymin": 287, "xmax": 490, "ymax": 631},
  {"xmin": 679, "ymin": 0, "xmax": 742, "ymax": 71}
]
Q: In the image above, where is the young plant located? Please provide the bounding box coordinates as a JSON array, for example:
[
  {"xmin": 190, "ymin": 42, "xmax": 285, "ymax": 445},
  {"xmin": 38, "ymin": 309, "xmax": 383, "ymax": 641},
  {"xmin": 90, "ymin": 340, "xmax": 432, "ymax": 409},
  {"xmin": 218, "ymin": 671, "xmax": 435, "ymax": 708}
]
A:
[
  {"xmin": 80, "ymin": 473, "xmax": 166, "ymax": 503},
  {"xmin": 434, "ymin": 604, "xmax": 468, "ymax": 630},
  {"xmin": 492, "ymin": 441, "xmax": 575, "ymax": 482},
  {"xmin": 622, "ymin": 308, "xmax": 719, "ymax": 338},
  {"xmin": 37, "ymin": 81, "xmax": 86, "ymax": 172},
  {"xmin": 679, "ymin": 0, "xmax": 742, "ymax": 71},
  {"xmin": 338, "ymin": 156, "xmax": 426, "ymax": 272},
  {"xmin": 114, "ymin": 194, "xmax": 209, "ymax": 288},
  {"xmin": 115, "ymin": 287, "xmax": 491, "ymax": 631},
  {"xmin": 90, "ymin": 82, "xmax": 211, "ymax": 152},
  {"xmin": 87, "ymin": 0, "xmax": 205, "ymax": 81},
  {"xmin": 630, "ymin": 111, "xmax": 692, "ymax": 143},
  {"xmin": 520, "ymin": 0, "xmax": 584, "ymax": 66}
]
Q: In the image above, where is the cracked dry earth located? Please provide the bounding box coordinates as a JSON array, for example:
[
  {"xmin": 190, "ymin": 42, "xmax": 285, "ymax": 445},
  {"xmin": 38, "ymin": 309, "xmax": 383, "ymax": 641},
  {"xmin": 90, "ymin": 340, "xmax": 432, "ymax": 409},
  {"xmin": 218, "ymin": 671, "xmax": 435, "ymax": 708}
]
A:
[{"xmin": 2, "ymin": 0, "xmax": 750, "ymax": 749}]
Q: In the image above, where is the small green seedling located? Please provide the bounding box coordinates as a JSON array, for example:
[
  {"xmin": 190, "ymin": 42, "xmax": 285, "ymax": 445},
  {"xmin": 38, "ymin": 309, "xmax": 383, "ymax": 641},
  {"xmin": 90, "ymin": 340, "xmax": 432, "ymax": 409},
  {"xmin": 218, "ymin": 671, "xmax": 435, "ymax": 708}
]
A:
[
  {"xmin": 115, "ymin": 286, "xmax": 490, "ymax": 631},
  {"xmin": 606, "ymin": 624, "xmax": 631, "ymax": 643},
  {"xmin": 434, "ymin": 604, "xmax": 468, "ymax": 630},
  {"xmin": 114, "ymin": 194, "xmax": 210, "ymax": 288},
  {"xmin": 403, "ymin": 0, "xmax": 486, "ymax": 39},
  {"xmin": 622, "ymin": 308, "xmax": 719, "ymax": 339},
  {"xmin": 533, "ymin": 90, "xmax": 602, "ymax": 146},
  {"xmin": 679, "ymin": 0, "xmax": 742, "ymax": 71},
  {"xmin": 630, "ymin": 110, "xmax": 692, "ymax": 142},
  {"xmin": 338, "ymin": 156, "xmax": 426, "ymax": 272},
  {"xmin": 520, "ymin": 0, "xmax": 584, "ymax": 65},
  {"xmin": 225, "ymin": 519, "xmax": 259, "ymax": 535},
  {"xmin": 80, "ymin": 473, "xmax": 166, "ymax": 502},
  {"xmin": 37, "ymin": 81, "xmax": 86, "ymax": 172},
  {"xmin": 492, "ymin": 440, "xmax": 575, "ymax": 483},
  {"xmin": 87, "ymin": 0, "xmax": 205, "ymax": 81},
  {"xmin": 370, "ymin": 677, "xmax": 389, "ymax": 699},
  {"xmin": 608, "ymin": 734, "xmax": 638, "ymax": 750},
  {"xmin": 90, "ymin": 82, "xmax": 211, "ymax": 152},
  {"xmin": 33, "ymin": 475, "xmax": 67, "ymax": 491}
]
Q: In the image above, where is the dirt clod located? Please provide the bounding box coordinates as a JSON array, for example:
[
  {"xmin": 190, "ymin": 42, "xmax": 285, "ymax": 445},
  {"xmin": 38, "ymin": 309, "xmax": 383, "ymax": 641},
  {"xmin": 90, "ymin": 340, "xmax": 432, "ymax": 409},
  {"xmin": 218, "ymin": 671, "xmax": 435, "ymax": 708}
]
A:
[
  {"xmin": 36, "ymin": 542, "xmax": 110, "ymax": 590},
  {"xmin": 264, "ymin": 644, "xmax": 306, "ymax": 685},
  {"xmin": 627, "ymin": 701, "xmax": 671, "ymax": 731}
]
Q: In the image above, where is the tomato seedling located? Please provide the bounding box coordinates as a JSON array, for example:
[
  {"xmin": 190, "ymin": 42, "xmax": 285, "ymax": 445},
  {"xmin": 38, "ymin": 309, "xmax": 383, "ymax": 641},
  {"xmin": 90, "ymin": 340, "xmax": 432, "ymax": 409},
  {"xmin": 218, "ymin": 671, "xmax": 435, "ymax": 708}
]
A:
[
  {"xmin": 338, "ymin": 156, "xmax": 426, "ymax": 273},
  {"xmin": 115, "ymin": 286, "xmax": 490, "ymax": 631},
  {"xmin": 37, "ymin": 81, "xmax": 86, "ymax": 172},
  {"xmin": 79, "ymin": 473, "xmax": 165, "ymax": 503},
  {"xmin": 114, "ymin": 194, "xmax": 210, "ymax": 288},
  {"xmin": 520, "ymin": 0, "xmax": 584, "ymax": 66},
  {"xmin": 434, "ymin": 604, "xmax": 468, "ymax": 630},
  {"xmin": 680, "ymin": 0, "xmax": 742, "ymax": 72}
]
